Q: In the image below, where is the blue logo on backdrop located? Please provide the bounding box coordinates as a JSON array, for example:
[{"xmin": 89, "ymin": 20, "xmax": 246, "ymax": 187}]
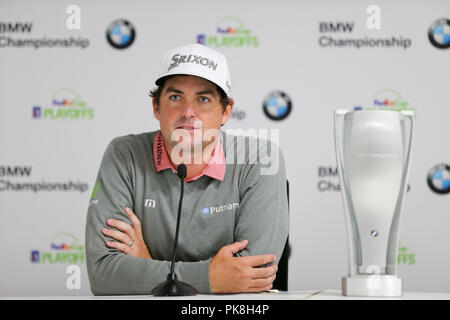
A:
[
  {"xmin": 262, "ymin": 91, "xmax": 292, "ymax": 121},
  {"xmin": 106, "ymin": 19, "xmax": 136, "ymax": 49},
  {"xmin": 428, "ymin": 18, "xmax": 450, "ymax": 49},
  {"xmin": 32, "ymin": 106, "xmax": 41, "ymax": 118},
  {"xmin": 427, "ymin": 164, "xmax": 450, "ymax": 194},
  {"xmin": 202, "ymin": 207, "xmax": 211, "ymax": 215},
  {"xmin": 197, "ymin": 34, "xmax": 206, "ymax": 45}
]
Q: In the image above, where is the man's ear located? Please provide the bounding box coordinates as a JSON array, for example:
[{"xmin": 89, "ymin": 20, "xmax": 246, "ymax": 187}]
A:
[
  {"xmin": 152, "ymin": 97, "xmax": 160, "ymax": 120},
  {"xmin": 221, "ymin": 98, "xmax": 234, "ymax": 127}
]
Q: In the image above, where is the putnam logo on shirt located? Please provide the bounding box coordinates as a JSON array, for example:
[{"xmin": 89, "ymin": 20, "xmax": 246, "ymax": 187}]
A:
[{"xmin": 202, "ymin": 202, "xmax": 239, "ymax": 215}]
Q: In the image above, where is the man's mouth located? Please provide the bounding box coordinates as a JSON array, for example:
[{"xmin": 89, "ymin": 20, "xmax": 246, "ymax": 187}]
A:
[{"xmin": 176, "ymin": 125, "xmax": 200, "ymax": 130}]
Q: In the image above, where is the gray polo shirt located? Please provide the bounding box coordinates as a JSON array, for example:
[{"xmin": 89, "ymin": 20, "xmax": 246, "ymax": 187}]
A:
[{"xmin": 85, "ymin": 130, "xmax": 289, "ymax": 294}]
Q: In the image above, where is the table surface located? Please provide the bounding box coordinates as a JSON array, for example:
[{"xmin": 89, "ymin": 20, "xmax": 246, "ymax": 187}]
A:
[
  {"xmin": 308, "ymin": 290, "xmax": 450, "ymax": 300},
  {"xmin": 2, "ymin": 290, "xmax": 450, "ymax": 300}
]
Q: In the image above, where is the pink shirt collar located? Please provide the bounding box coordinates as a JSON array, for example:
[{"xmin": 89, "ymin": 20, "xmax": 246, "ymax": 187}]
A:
[{"xmin": 153, "ymin": 130, "xmax": 226, "ymax": 182}]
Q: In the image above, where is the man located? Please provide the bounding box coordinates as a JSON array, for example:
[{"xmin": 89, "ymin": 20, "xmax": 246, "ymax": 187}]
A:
[{"xmin": 85, "ymin": 43, "xmax": 289, "ymax": 294}]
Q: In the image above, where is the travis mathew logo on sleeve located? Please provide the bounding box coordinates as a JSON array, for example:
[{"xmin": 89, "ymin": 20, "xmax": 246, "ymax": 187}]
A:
[{"xmin": 168, "ymin": 53, "xmax": 218, "ymax": 71}]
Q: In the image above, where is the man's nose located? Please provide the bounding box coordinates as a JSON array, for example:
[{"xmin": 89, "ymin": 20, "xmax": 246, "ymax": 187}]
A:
[{"xmin": 181, "ymin": 99, "xmax": 197, "ymax": 118}]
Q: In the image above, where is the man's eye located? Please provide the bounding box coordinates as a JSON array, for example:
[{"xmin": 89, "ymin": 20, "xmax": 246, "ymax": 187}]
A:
[
  {"xmin": 199, "ymin": 96, "xmax": 210, "ymax": 103},
  {"xmin": 169, "ymin": 95, "xmax": 180, "ymax": 101}
]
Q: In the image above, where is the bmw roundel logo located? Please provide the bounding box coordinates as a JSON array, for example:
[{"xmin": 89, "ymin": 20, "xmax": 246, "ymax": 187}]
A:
[
  {"xmin": 262, "ymin": 91, "xmax": 292, "ymax": 121},
  {"xmin": 428, "ymin": 18, "xmax": 450, "ymax": 49},
  {"xmin": 202, "ymin": 207, "xmax": 210, "ymax": 215},
  {"xmin": 427, "ymin": 164, "xmax": 450, "ymax": 194},
  {"xmin": 106, "ymin": 19, "xmax": 136, "ymax": 49}
]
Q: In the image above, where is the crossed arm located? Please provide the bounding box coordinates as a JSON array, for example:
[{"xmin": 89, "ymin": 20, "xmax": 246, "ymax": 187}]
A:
[
  {"xmin": 102, "ymin": 206, "xmax": 278, "ymax": 293},
  {"xmin": 86, "ymin": 139, "xmax": 288, "ymax": 295}
]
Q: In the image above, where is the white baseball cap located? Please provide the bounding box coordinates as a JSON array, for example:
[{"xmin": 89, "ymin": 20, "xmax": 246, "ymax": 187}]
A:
[{"xmin": 155, "ymin": 43, "xmax": 232, "ymax": 98}]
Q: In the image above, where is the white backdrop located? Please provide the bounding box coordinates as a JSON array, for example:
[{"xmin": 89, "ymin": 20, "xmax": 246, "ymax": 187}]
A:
[{"xmin": 0, "ymin": 0, "xmax": 449, "ymax": 296}]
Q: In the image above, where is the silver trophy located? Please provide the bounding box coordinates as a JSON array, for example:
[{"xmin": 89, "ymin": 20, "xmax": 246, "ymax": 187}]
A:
[{"xmin": 334, "ymin": 109, "xmax": 414, "ymax": 297}]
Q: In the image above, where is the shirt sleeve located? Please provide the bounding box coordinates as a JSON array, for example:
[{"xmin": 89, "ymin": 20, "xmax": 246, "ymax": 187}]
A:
[
  {"xmin": 233, "ymin": 138, "xmax": 289, "ymax": 266},
  {"xmin": 85, "ymin": 139, "xmax": 212, "ymax": 295}
]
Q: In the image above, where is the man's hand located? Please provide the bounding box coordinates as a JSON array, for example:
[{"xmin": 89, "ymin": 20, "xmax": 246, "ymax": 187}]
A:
[
  {"xmin": 102, "ymin": 207, "xmax": 152, "ymax": 259},
  {"xmin": 209, "ymin": 240, "xmax": 277, "ymax": 293}
]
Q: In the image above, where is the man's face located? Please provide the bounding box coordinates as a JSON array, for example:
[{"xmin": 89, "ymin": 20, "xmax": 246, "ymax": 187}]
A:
[{"xmin": 153, "ymin": 75, "xmax": 233, "ymax": 158}]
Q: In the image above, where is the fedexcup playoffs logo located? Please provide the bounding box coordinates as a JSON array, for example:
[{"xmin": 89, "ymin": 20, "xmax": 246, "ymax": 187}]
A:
[
  {"xmin": 427, "ymin": 164, "xmax": 450, "ymax": 194},
  {"xmin": 428, "ymin": 18, "xmax": 450, "ymax": 49},
  {"xmin": 197, "ymin": 16, "xmax": 259, "ymax": 48},
  {"xmin": 398, "ymin": 243, "xmax": 416, "ymax": 265},
  {"xmin": 373, "ymin": 88, "xmax": 408, "ymax": 108},
  {"xmin": 32, "ymin": 88, "xmax": 94, "ymax": 120},
  {"xmin": 262, "ymin": 91, "xmax": 292, "ymax": 121},
  {"xmin": 31, "ymin": 232, "xmax": 85, "ymax": 264},
  {"xmin": 106, "ymin": 19, "xmax": 135, "ymax": 49}
]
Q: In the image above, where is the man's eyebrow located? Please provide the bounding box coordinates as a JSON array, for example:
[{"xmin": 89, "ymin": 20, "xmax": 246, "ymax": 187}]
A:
[
  {"xmin": 164, "ymin": 87, "xmax": 184, "ymax": 94},
  {"xmin": 163, "ymin": 87, "xmax": 216, "ymax": 96},
  {"xmin": 196, "ymin": 89, "xmax": 216, "ymax": 96}
]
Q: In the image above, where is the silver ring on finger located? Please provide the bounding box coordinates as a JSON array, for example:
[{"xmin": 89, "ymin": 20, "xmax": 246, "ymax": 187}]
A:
[{"xmin": 129, "ymin": 240, "xmax": 134, "ymax": 247}]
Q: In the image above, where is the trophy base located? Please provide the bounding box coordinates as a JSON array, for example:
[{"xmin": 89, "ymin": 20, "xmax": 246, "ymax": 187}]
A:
[{"xmin": 342, "ymin": 275, "xmax": 402, "ymax": 297}]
